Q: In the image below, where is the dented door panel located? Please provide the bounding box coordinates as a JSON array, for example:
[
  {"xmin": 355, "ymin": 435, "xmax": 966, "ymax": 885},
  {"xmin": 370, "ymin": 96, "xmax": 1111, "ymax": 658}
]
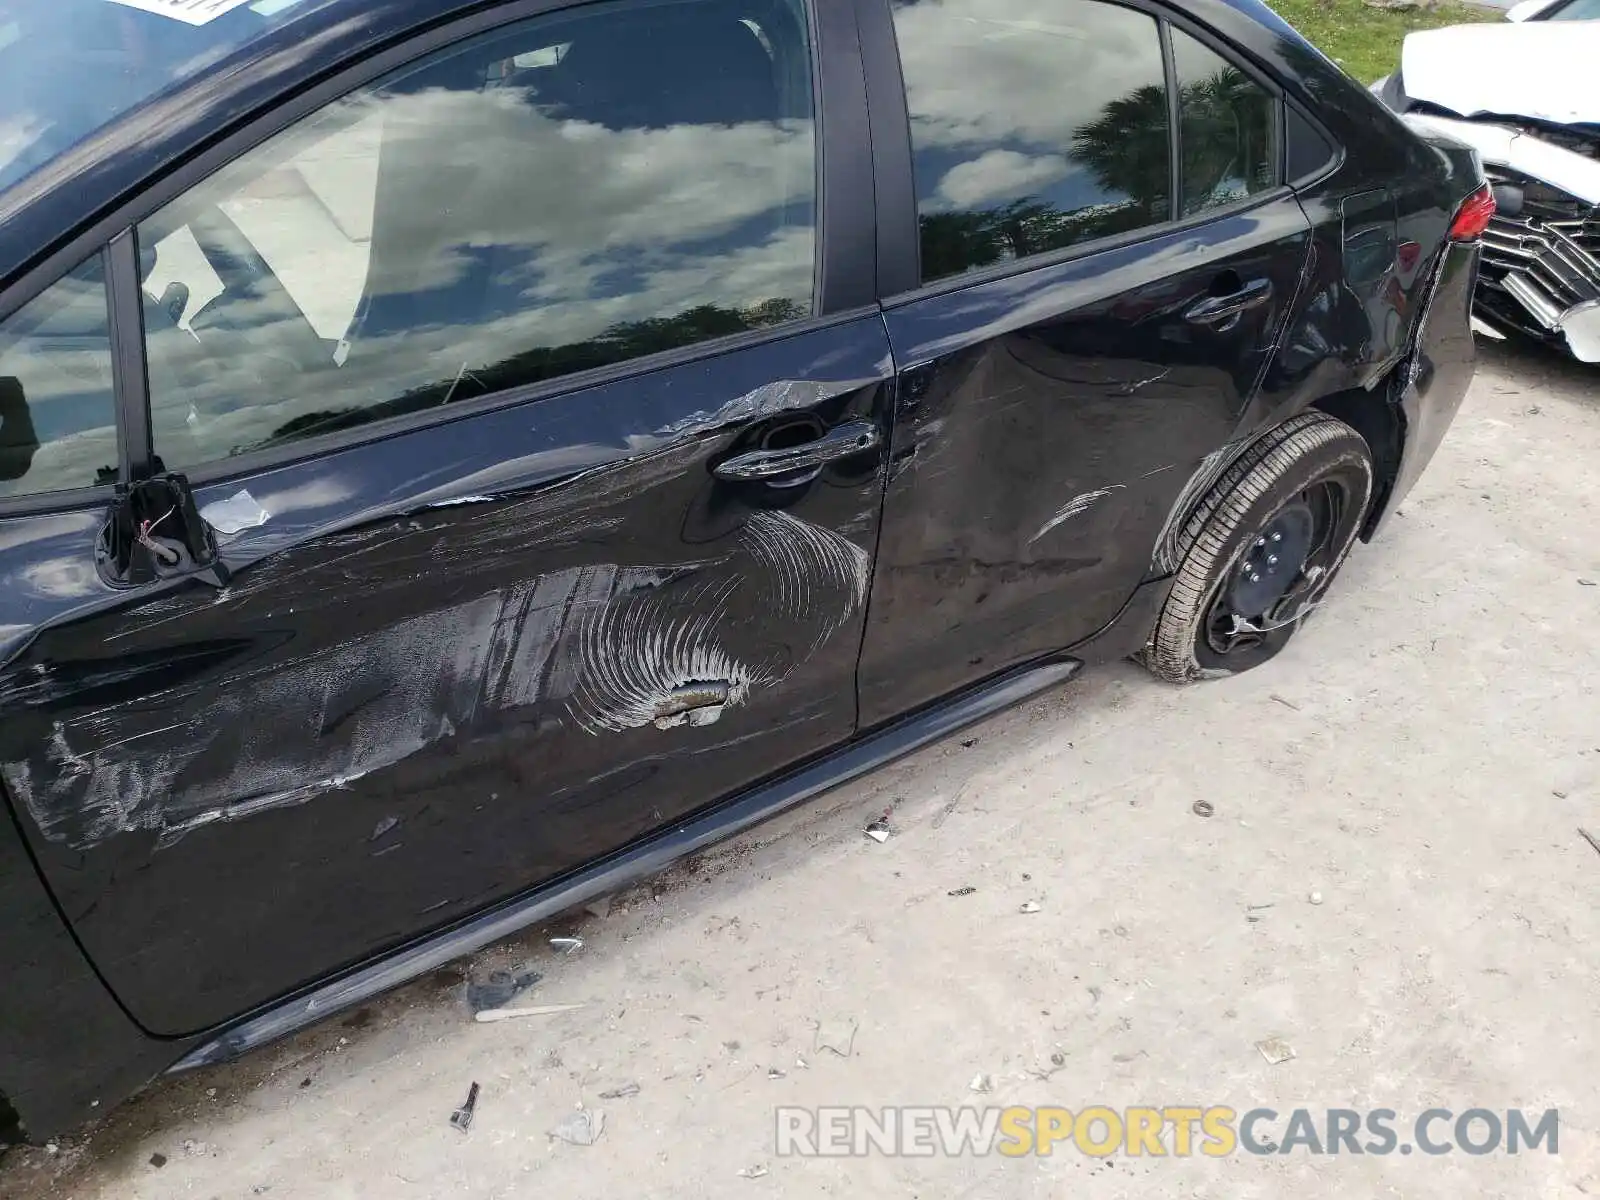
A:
[
  {"xmin": 858, "ymin": 204, "xmax": 1311, "ymax": 724},
  {"xmin": 0, "ymin": 318, "xmax": 892, "ymax": 1035}
]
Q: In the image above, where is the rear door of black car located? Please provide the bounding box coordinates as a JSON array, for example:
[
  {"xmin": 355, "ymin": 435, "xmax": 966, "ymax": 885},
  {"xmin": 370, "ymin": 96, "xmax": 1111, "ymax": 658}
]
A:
[
  {"xmin": 0, "ymin": 0, "xmax": 889, "ymax": 1036},
  {"xmin": 854, "ymin": 0, "xmax": 1315, "ymax": 721}
]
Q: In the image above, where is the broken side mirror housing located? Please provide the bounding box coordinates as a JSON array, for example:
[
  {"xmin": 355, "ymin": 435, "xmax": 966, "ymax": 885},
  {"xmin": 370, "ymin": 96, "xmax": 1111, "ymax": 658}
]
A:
[{"xmin": 96, "ymin": 474, "xmax": 226, "ymax": 588}]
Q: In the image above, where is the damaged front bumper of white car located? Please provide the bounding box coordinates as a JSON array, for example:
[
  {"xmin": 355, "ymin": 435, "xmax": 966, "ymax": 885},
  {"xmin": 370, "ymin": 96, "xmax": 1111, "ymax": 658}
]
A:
[{"xmin": 1373, "ymin": 23, "xmax": 1600, "ymax": 362}]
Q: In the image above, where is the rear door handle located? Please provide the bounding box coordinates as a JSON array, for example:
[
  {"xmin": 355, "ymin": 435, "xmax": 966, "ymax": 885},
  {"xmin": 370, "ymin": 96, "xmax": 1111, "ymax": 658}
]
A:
[
  {"xmin": 1184, "ymin": 277, "xmax": 1274, "ymax": 326},
  {"xmin": 711, "ymin": 419, "xmax": 882, "ymax": 482}
]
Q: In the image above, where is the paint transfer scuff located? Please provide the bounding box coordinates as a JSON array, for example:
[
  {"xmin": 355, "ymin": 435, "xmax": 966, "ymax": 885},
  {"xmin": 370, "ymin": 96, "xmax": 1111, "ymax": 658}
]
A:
[
  {"xmin": 3, "ymin": 510, "xmax": 874, "ymax": 850},
  {"xmin": 1029, "ymin": 487, "xmax": 1125, "ymax": 545}
]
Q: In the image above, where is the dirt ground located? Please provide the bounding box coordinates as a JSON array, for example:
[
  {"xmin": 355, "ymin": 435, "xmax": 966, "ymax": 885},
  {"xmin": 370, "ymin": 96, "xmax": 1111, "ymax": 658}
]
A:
[{"xmin": 4, "ymin": 339, "xmax": 1599, "ymax": 1199}]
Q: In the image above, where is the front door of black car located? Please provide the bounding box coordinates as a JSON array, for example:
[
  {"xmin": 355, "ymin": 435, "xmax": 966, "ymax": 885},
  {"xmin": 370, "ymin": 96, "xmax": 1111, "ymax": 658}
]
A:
[
  {"xmin": 0, "ymin": 0, "xmax": 891, "ymax": 1036},
  {"xmin": 855, "ymin": 0, "xmax": 1315, "ymax": 720}
]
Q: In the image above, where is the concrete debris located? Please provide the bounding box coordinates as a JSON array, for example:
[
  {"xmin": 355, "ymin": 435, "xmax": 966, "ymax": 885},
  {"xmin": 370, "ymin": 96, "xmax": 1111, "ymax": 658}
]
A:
[
  {"xmin": 550, "ymin": 1108, "xmax": 605, "ymax": 1146},
  {"xmin": 738, "ymin": 1165, "xmax": 770, "ymax": 1179},
  {"xmin": 1256, "ymin": 1037, "xmax": 1296, "ymax": 1066},
  {"xmin": 814, "ymin": 1018, "xmax": 858, "ymax": 1058},
  {"xmin": 1019, "ymin": 900, "xmax": 1042, "ymax": 914},
  {"xmin": 550, "ymin": 936, "xmax": 584, "ymax": 954},
  {"xmin": 598, "ymin": 1083, "xmax": 640, "ymax": 1100},
  {"xmin": 1309, "ymin": 891, "xmax": 1324, "ymax": 905},
  {"xmin": 969, "ymin": 1073, "xmax": 993, "ymax": 1094},
  {"xmin": 1192, "ymin": 799, "xmax": 1215, "ymax": 818}
]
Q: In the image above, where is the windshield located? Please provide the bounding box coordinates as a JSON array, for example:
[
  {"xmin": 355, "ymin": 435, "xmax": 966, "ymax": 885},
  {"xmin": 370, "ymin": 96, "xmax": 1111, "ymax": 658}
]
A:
[
  {"xmin": 1543, "ymin": 0, "xmax": 1600, "ymax": 17},
  {"xmin": 0, "ymin": 0, "xmax": 331, "ymax": 197}
]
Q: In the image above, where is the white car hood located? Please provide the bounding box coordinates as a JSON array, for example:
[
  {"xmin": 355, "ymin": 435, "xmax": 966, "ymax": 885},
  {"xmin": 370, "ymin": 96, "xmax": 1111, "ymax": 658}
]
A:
[{"xmin": 1401, "ymin": 21, "xmax": 1600, "ymax": 126}]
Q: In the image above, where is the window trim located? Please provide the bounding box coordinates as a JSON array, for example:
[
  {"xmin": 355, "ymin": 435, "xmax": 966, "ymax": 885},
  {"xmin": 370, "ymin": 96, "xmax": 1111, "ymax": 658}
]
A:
[
  {"xmin": 1284, "ymin": 97, "xmax": 1346, "ymax": 191},
  {"xmin": 0, "ymin": 0, "xmax": 854, "ymax": 512},
  {"xmin": 178, "ymin": 305, "xmax": 881, "ymax": 493},
  {"xmin": 105, "ymin": 230, "xmax": 152, "ymax": 483},
  {"xmin": 873, "ymin": 0, "xmax": 1295, "ymax": 306},
  {"xmin": 1165, "ymin": 15, "xmax": 1284, "ymax": 222}
]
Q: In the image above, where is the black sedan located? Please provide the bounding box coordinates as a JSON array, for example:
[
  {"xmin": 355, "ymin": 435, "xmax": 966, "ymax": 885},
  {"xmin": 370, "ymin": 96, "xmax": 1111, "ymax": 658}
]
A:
[{"xmin": 0, "ymin": 0, "xmax": 1485, "ymax": 1142}]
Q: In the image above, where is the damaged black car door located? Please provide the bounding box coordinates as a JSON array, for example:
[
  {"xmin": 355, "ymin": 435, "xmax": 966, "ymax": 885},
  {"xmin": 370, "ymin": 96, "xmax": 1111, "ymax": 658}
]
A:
[
  {"xmin": 855, "ymin": 0, "xmax": 1313, "ymax": 718},
  {"xmin": 0, "ymin": 0, "xmax": 889, "ymax": 1036}
]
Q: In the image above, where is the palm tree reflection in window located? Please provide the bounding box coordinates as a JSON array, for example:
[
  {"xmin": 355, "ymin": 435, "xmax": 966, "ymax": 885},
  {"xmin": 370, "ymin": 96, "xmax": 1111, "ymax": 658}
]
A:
[
  {"xmin": 1177, "ymin": 64, "xmax": 1275, "ymax": 217},
  {"xmin": 918, "ymin": 66, "xmax": 1272, "ymax": 282}
]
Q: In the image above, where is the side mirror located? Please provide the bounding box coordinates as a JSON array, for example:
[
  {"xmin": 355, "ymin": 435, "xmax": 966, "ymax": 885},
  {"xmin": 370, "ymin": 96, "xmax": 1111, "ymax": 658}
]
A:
[{"xmin": 96, "ymin": 474, "xmax": 227, "ymax": 588}]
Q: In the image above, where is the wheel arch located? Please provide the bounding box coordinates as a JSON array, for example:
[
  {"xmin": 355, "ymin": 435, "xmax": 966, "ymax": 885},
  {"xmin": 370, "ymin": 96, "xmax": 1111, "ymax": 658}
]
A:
[
  {"xmin": 1146, "ymin": 387, "xmax": 1397, "ymax": 581},
  {"xmin": 1310, "ymin": 383, "xmax": 1403, "ymax": 539}
]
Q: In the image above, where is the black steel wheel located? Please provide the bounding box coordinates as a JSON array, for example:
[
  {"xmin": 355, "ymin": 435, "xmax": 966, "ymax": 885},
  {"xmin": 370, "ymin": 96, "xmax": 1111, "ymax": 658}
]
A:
[{"xmin": 1142, "ymin": 411, "xmax": 1374, "ymax": 683}]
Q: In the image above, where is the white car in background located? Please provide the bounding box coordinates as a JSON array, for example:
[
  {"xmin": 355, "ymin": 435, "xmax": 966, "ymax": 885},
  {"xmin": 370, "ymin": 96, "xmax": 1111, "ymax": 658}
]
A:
[{"xmin": 1373, "ymin": 0, "xmax": 1600, "ymax": 361}]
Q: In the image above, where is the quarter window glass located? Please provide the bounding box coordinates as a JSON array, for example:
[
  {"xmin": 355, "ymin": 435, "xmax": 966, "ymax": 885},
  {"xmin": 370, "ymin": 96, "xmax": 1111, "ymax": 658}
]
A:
[
  {"xmin": 0, "ymin": 256, "xmax": 117, "ymax": 499},
  {"xmin": 1547, "ymin": 0, "xmax": 1600, "ymax": 18},
  {"xmin": 137, "ymin": 0, "xmax": 817, "ymax": 468},
  {"xmin": 1171, "ymin": 29, "xmax": 1278, "ymax": 217},
  {"xmin": 890, "ymin": 0, "xmax": 1171, "ymax": 285}
]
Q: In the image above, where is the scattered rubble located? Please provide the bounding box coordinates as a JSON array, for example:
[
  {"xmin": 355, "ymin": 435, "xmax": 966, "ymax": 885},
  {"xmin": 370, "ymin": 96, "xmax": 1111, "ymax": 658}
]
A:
[
  {"xmin": 550, "ymin": 1108, "xmax": 605, "ymax": 1146},
  {"xmin": 1256, "ymin": 1038, "xmax": 1295, "ymax": 1066},
  {"xmin": 814, "ymin": 1018, "xmax": 858, "ymax": 1058}
]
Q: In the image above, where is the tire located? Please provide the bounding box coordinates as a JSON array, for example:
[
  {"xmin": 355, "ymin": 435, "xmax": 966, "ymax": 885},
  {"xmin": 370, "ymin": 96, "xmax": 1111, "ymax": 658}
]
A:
[{"xmin": 1142, "ymin": 411, "xmax": 1375, "ymax": 684}]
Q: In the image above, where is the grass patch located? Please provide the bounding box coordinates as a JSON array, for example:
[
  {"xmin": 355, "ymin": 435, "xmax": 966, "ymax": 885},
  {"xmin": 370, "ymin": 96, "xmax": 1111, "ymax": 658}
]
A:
[{"xmin": 1268, "ymin": 0, "xmax": 1500, "ymax": 84}]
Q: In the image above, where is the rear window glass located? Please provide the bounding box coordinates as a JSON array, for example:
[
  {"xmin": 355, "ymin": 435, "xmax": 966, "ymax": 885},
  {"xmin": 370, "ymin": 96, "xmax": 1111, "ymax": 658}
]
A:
[
  {"xmin": 0, "ymin": 0, "xmax": 333, "ymax": 197},
  {"xmin": 890, "ymin": 0, "xmax": 1173, "ymax": 286}
]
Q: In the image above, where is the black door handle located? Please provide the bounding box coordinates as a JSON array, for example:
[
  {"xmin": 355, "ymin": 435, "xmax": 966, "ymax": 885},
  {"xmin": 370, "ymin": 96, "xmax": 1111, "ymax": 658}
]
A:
[
  {"xmin": 1184, "ymin": 277, "xmax": 1273, "ymax": 326},
  {"xmin": 711, "ymin": 419, "xmax": 882, "ymax": 483}
]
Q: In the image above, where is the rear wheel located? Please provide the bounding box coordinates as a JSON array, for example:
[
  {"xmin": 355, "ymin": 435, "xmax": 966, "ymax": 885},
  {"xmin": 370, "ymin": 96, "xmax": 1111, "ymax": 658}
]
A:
[{"xmin": 1142, "ymin": 412, "xmax": 1374, "ymax": 683}]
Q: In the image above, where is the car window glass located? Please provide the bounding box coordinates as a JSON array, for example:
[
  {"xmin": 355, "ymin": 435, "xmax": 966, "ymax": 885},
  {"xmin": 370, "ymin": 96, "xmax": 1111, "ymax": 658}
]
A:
[
  {"xmin": 0, "ymin": 255, "xmax": 117, "ymax": 499},
  {"xmin": 1547, "ymin": 0, "xmax": 1600, "ymax": 16},
  {"xmin": 0, "ymin": 0, "xmax": 334, "ymax": 197},
  {"xmin": 890, "ymin": 0, "xmax": 1171, "ymax": 286},
  {"xmin": 137, "ymin": 0, "xmax": 817, "ymax": 468},
  {"xmin": 1171, "ymin": 28, "xmax": 1277, "ymax": 217}
]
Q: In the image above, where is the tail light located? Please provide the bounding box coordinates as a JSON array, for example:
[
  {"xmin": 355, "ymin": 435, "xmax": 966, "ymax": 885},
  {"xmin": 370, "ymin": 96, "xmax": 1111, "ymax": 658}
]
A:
[{"xmin": 1449, "ymin": 183, "xmax": 1496, "ymax": 242}]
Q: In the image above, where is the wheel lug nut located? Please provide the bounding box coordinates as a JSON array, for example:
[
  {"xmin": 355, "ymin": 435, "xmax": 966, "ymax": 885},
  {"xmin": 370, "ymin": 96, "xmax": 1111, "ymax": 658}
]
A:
[
  {"xmin": 1268, "ymin": 555, "xmax": 1278, "ymax": 565},
  {"xmin": 1271, "ymin": 532, "xmax": 1282, "ymax": 542},
  {"xmin": 1256, "ymin": 537, "xmax": 1266, "ymax": 547},
  {"xmin": 1249, "ymin": 573, "xmax": 1260, "ymax": 583}
]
